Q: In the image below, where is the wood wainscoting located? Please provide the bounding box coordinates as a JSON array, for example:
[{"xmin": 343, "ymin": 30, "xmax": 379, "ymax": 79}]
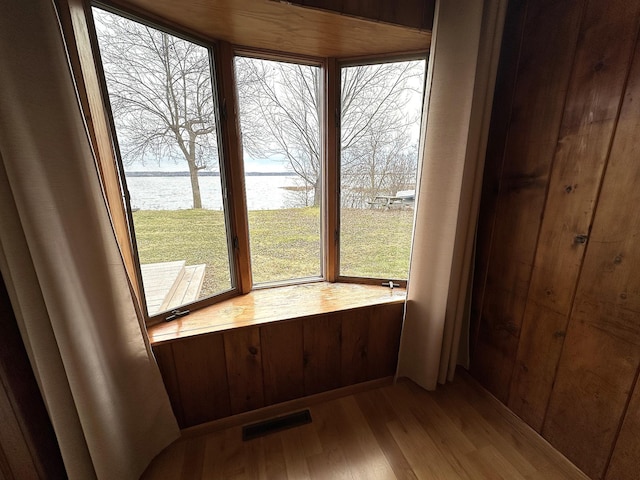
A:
[{"xmin": 150, "ymin": 284, "xmax": 405, "ymax": 429}]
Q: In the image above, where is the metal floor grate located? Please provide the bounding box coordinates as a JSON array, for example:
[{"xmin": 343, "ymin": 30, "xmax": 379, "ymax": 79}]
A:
[{"xmin": 242, "ymin": 409, "xmax": 312, "ymax": 441}]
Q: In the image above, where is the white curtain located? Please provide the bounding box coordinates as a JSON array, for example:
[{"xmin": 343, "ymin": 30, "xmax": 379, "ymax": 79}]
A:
[
  {"xmin": 0, "ymin": 1, "xmax": 179, "ymax": 479},
  {"xmin": 397, "ymin": 0, "xmax": 508, "ymax": 390}
]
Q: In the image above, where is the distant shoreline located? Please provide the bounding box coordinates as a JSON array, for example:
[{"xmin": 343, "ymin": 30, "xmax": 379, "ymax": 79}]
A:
[{"xmin": 125, "ymin": 171, "xmax": 291, "ymax": 177}]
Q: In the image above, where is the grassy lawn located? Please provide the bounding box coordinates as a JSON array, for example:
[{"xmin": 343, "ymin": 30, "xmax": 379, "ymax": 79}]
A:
[
  {"xmin": 340, "ymin": 208, "xmax": 414, "ymax": 279},
  {"xmin": 132, "ymin": 207, "xmax": 414, "ymax": 297}
]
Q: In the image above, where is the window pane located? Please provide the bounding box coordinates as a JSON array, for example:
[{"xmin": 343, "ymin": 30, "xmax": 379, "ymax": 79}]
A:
[
  {"xmin": 235, "ymin": 57, "xmax": 322, "ymax": 284},
  {"xmin": 339, "ymin": 60, "xmax": 426, "ymax": 280},
  {"xmin": 93, "ymin": 9, "xmax": 233, "ymax": 316}
]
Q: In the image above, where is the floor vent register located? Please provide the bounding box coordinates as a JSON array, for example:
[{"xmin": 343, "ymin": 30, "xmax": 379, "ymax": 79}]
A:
[{"xmin": 242, "ymin": 409, "xmax": 312, "ymax": 441}]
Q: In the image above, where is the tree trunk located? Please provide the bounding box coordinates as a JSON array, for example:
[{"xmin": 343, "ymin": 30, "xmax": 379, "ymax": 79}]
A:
[
  {"xmin": 313, "ymin": 178, "xmax": 321, "ymax": 207},
  {"xmin": 188, "ymin": 160, "xmax": 202, "ymax": 209}
]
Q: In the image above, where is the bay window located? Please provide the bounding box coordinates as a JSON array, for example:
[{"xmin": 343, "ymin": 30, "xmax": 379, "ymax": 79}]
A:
[{"xmin": 90, "ymin": 4, "xmax": 427, "ymax": 322}]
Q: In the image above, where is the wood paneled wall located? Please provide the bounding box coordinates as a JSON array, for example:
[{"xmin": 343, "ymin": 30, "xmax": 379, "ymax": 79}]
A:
[
  {"xmin": 283, "ymin": 0, "xmax": 435, "ymax": 31},
  {"xmin": 471, "ymin": 0, "xmax": 640, "ymax": 479},
  {"xmin": 153, "ymin": 303, "xmax": 403, "ymax": 429}
]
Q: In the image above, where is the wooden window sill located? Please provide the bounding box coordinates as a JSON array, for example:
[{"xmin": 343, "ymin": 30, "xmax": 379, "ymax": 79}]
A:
[{"xmin": 148, "ymin": 282, "xmax": 406, "ymax": 345}]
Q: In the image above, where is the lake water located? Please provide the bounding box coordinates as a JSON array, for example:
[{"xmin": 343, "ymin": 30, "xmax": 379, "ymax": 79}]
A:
[{"xmin": 126, "ymin": 175, "xmax": 310, "ymax": 210}]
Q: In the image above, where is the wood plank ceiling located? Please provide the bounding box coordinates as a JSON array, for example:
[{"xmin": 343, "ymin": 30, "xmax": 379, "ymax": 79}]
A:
[{"xmin": 105, "ymin": 0, "xmax": 431, "ymax": 58}]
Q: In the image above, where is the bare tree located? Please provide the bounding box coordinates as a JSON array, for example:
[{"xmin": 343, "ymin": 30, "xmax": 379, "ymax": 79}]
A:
[
  {"xmin": 236, "ymin": 58, "xmax": 425, "ymax": 207},
  {"xmin": 93, "ymin": 8, "xmax": 425, "ymax": 210},
  {"xmin": 340, "ymin": 62, "xmax": 423, "ymax": 207},
  {"xmin": 93, "ymin": 9, "xmax": 218, "ymax": 209},
  {"xmin": 236, "ymin": 58, "xmax": 322, "ymax": 205}
]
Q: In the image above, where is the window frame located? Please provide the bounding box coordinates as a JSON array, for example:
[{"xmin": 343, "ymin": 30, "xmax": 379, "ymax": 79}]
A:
[
  {"xmin": 89, "ymin": 3, "xmax": 241, "ymax": 323},
  {"xmin": 233, "ymin": 48, "xmax": 327, "ymax": 289},
  {"xmin": 335, "ymin": 54, "xmax": 429, "ymax": 289},
  {"xmin": 86, "ymin": 1, "xmax": 427, "ymax": 325}
]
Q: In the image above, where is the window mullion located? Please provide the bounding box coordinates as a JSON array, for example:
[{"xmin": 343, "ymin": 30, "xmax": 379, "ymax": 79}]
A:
[
  {"xmin": 324, "ymin": 58, "xmax": 340, "ymax": 282},
  {"xmin": 217, "ymin": 41, "xmax": 253, "ymax": 293}
]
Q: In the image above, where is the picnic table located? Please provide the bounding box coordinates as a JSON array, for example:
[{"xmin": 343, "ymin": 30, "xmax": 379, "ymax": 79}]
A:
[{"xmin": 367, "ymin": 190, "xmax": 415, "ymax": 209}]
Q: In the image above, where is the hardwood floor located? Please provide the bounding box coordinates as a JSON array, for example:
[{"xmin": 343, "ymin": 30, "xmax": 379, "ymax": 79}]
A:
[{"xmin": 142, "ymin": 371, "xmax": 589, "ymax": 479}]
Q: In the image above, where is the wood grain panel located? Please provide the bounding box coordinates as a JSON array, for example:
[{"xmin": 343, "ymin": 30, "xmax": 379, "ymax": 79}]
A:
[
  {"xmin": 471, "ymin": 0, "xmax": 528, "ymax": 356},
  {"xmin": 172, "ymin": 334, "xmax": 230, "ymax": 427},
  {"xmin": 0, "ymin": 380, "xmax": 37, "ymax": 480},
  {"xmin": 509, "ymin": 0, "xmax": 640, "ymax": 431},
  {"xmin": 312, "ymin": 396, "xmax": 397, "ymax": 478},
  {"xmin": 0, "ymin": 278, "xmax": 65, "ymax": 479},
  {"xmin": 110, "ymin": 0, "xmax": 431, "ymax": 59},
  {"xmin": 261, "ymin": 321, "xmax": 304, "ymax": 405},
  {"xmin": 507, "ymin": 302, "xmax": 567, "ymax": 431},
  {"xmin": 0, "ymin": 439, "xmax": 11, "ymax": 480},
  {"xmin": 342, "ymin": 0, "xmax": 383, "ymax": 25},
  {"xmin": 378, "ymin": 0, "xmax": 430, "ymax": 30},
  {"xmin": 217, "ymin": 41, "xmax": 252, "ymax": 294},
  {"xmin": 287, "ymin": 0, "xmax": 434, "ymax": 30},
  {"xmin": 606, "ymin": 373, "xmax": 640, "ymax": 480},
  {"xmin": 223, "ymin": 327, "xmax": 264, "ymax": 414},
  {"xmin": 435, "ymin": 374, "xmax": 589, "ymax": 480},
  {"xmin": 324, "ymin": 58, "xmax": 339, "ymax": 282},
  {"xmin": 543, "ymin": 299, "xmax": 640, "ymax": 478},
  {"xmin": 472, "ymin": 0, "xmax": 584, "ymax": 402},
  {"xmin": 543, "ymin": 29, "xmax": 640, "ymax": 479},
  {"xmin": 353, "ymin": 390, "xmax": 418, "ymax": 479},
  {"xmin": 153, "ymin": 343, "xmax": 184, "ymax": 427},
  {"xmin": 367, "ymin": 303, "xmax": 403, "ymax": 380},
  {"xmin": 340, "ymin": 310, "xmax": 369, "ymax": 385},
  {"xmin": 303, "ymin": 314, "xmax": 342, "ymax": 395},
  {"xmin": 152, "ymin": 290, "xmax": 405, "ymax": 427},
  {"xmin": 525, "ymin": 0, "xmax": 640, "ymax": 314},
  {"xmin": 143, "ymin": 374, "xmax": 589, "ymax": 480},
  {"xmin": 301, "ymin": 0, "xmax": 342, "ymax": 13},
  {"xmin": 149, "ymin": 283, "xmax": 405, "ymax": 344}
]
